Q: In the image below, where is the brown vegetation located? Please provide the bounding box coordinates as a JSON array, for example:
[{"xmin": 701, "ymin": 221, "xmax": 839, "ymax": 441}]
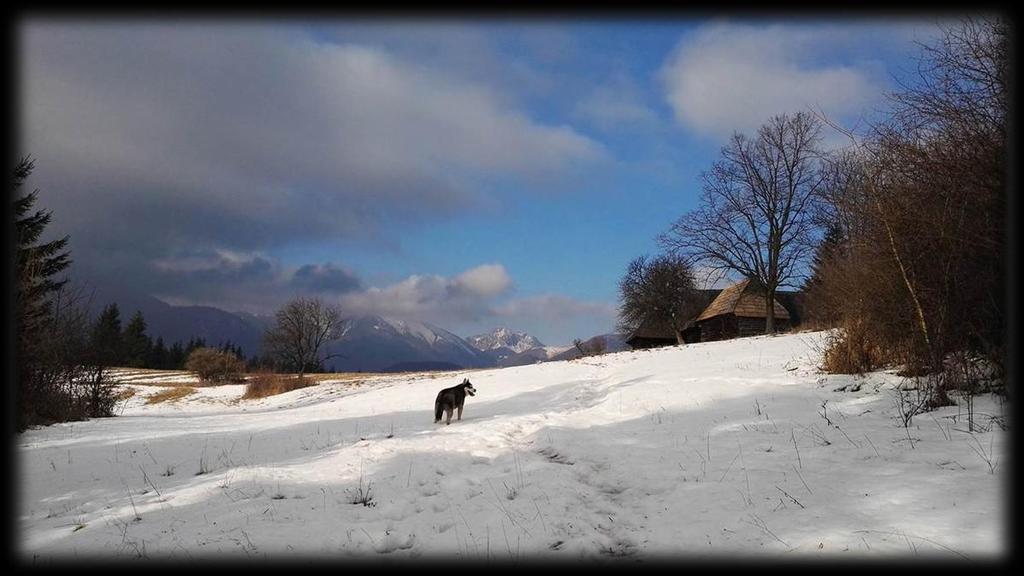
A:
[
  {"xmin": 808, "ymin": 17, "xmax": 1007, "ymax": 404},
  {"xmin": 185, "ymin": 347, "xmax": 246, "ymax": 383},
  {"xmin": 242, "ymin": 372, "xmax": 316, "ymax": 399},
  {"xmin": 145, "ymin": 386, "xmax": 196, "ymax": 404},
  {"xmin": 113, "ymin": 387, "xmax": 137, "ymax": 402}
]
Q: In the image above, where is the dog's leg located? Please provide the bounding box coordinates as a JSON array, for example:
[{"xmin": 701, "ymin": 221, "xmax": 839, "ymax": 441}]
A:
[
  {"xmin": 457, "ymin": 404, "xmax": 463, "ymax": 421},
  {"xmin": 445, "ymin": 408, "xmax": 452, "ymax": 425}
]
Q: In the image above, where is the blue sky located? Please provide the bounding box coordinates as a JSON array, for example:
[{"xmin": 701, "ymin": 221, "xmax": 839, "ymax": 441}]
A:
[{"xmin": 19, "ymin": 16, "xmax": 948, "ymax": 344}]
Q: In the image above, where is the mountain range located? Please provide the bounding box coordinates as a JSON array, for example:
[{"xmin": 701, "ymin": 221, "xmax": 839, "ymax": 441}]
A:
[{"xmin": 85, "ymin": 287, "xmax": 610, "ymax": 372}]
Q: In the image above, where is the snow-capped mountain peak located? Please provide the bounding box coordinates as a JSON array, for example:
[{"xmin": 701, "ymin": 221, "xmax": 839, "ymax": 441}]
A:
[
  {"xmin": 467, "ymin": 327, "xmax": 544, "ymax": 354},
  {"xmin": 329, "ymin": 315, "xmax": 488, "ymax": 372}
]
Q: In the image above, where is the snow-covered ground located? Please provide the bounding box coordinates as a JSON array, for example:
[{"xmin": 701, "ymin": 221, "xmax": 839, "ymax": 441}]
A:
[{"xmin": 17, "ymin": 331, "xmax": 1008, "ymax": 562}]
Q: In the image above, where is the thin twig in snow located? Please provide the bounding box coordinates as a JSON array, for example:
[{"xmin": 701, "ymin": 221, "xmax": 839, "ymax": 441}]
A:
[
  {"xmin": 791, "ymin": 428, "xmax": 802, "ymax": 468},
  {"xmin": 718, "ymin": 449, "xmax": 741, "ymax": 482},
  {"xmin": 775, "ymin": 486, "xmax": 806, "ymax": 509},
  {"xmin": 792, "ymin": 465, "xmax": 812, "ymax": 495}
]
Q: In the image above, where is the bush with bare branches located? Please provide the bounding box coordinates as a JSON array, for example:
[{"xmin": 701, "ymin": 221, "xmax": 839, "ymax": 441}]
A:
[{"xmin": 185, "ymin": 347, "xmax": 246, "ymax": 384}]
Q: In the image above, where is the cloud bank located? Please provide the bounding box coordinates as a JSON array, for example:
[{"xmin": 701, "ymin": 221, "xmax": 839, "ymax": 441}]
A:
[
  {"xmin": 659, "ymin": 21, "xmax": 920, "ymax": 140},
  {"xmin": 20, "ymin": 22, "xmax": 603, "ymax": 300}
]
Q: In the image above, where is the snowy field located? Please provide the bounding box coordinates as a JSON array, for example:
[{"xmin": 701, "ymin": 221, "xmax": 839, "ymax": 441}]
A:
[{"xmin": 17, "ymin": 331, "xmax": 1008, "ymax": 562}]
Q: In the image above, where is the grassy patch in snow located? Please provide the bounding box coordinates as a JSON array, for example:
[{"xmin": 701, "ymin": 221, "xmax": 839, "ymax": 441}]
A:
[
  {"xmin": 113, "ymin": 387, "xmax": 136, "ymax": 402},
  {"xmin": 144, "ymin": 386, "xmax": 196, "ymax": 404},
  {"xmin": 242, "ymin": 373, "xmax": 316, "ymax": 399}
]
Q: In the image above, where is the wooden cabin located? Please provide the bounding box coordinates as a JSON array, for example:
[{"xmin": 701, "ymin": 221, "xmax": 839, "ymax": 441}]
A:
[
  {"xmin": 694, "ymin": 278, "xmax": 791, "ymax": 342},
  {"xmin": 624, "ymin": 290, "xmax": 719, "ymax": 349}
]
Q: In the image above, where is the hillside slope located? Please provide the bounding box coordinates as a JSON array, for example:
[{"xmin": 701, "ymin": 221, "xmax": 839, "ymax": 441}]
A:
[{"xmin": 17, "ymin": 331, "xmax": 1007, "ymax": 561}]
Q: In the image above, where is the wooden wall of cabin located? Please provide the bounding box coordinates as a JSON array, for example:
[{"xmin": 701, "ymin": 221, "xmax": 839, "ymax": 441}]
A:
[
  {"xmin": 699, "ymin": 315, "xmax": 793, "ymax": 342},
  {"xmin": 698, "ymin": 315, "xmax": 736, "ymax": 342},
  {"xmin": 737, "ymin": 316, "xmax": 792, "ymax": 337}
]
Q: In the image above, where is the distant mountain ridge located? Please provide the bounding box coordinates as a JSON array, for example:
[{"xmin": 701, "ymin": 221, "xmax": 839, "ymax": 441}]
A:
[
  {"xmin": 87, "ymin": 286, "xmax": 620, "ymax": 371},
  {"xmin": 82, "ymin": 284, "xmax": 268, "ymax": 356},
  {"xmin": 467, "ymin": 328, "xmax": 544, "ymax": 354},
  {"xmin": 324, "ymin": 315, "xmax": 492, "ymax": 373},
  {"xmin": 466, "ymin": 327, "xmax": 564, "ymax": 367}
]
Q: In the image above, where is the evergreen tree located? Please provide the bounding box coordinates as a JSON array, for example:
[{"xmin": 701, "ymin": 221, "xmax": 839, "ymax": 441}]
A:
[
  {"xmin": 802, "ymin": 221, "xmax": 846, "ymax": 327},
  {"xmin": 90, "ymin": 303, "xmax": 123, "ymax": 367},
  {"xmin": 803, "ymin": 222, "xmax": 844, "ymax": 292},
  {"xmin": 184, "ymin": 337, "xmax": 207, "ymax": 360},
  {"xmin": 122, "ymin": 310, "xmax": 152, "ymax": 368},
  {"xmin": 168, "ymin": 341, "xmax": 186, "ymax": 369},
  {"xmin": 148, "ymin": 336, "xmax": 168, "ymax": 369},
  {"xmin": 14, "ymin": 157, "xmax": 71, "ymax": 335},
  {"xmin": 14, "ymin": 156, "xmax": 74, "ymax": 429}
]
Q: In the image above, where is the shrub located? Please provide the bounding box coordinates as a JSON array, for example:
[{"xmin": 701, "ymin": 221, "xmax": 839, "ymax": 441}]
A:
[
  {"xmin": 185, "ymin": 347, "xmax": 246, "ymax": 383},
  {"xmin": 242, "ymin": 371, "xmax": 314, "ymax": 399},
  {"xmin": 820, "ymin": 323, "xmax": 885, "ymax": 375}
]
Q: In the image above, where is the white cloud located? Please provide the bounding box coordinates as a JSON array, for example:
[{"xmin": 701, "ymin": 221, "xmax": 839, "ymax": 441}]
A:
[
  {"xmin": 452, "ymin": 264, "xmax": 513, "ymax": 298},
  {"xmin": 334, "ymin": 265, "xmax": 616, "ymax": 343},
  {"xmin": 660, "ymin": 21, "xmax": 900, "ymax": 140},
  {"xmin": 339, "ymin": 264, "xmax": 514, "ymax": 324},
  {"xmin": 574, "ymin": 70, "xmax": 658, "ymax": 130},
  {"xmin": 495, "ymin": 294, "xmax": 617, "ymax": 323}
]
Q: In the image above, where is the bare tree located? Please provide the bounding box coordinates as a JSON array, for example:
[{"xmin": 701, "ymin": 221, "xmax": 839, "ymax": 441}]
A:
[
  {"xmin": 659, "ymin": 112, "xmax": 826, "ymax": 333},
  {"xmin": 572, "ymin": 336, "xmax": 606, "ymax": 358},
  {"xmin": 617, "ymin": 253, "xmax": 700, "ymax": 344},
  {"xmin": 262, "ymin": 297, "xmax": 344, "ymax": 378}
]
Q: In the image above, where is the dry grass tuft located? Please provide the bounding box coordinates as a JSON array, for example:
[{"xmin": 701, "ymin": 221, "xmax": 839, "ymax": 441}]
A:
[
  {"xmin": 242, "ymin": 373, "xmax": 316, "ymax": 399},
  {"xmin": 114, "ymin": 387, "xmax": 137, "ymax": 402},
  {"xmin": 145, "ymin": 386, "xmax": 196, "ymax": 404}
]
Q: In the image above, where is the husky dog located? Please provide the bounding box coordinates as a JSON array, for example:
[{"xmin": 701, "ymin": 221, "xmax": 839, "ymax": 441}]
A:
[{"xmin": 434, "ymin": 378, "xmax": 476, "ymax": 425}]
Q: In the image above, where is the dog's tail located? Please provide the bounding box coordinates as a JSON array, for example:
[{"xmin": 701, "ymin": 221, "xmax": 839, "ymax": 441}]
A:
[{"xmin": 434, "ymin": 399, "xmax": 443, "ymax": 422}]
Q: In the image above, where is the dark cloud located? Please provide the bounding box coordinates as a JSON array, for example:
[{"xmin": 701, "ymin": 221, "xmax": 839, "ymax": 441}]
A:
[
  {"xmin": 20, "ymin": 22, "xmax": 601, "ymax": 309},
  {"xmin": 21, "ymin": 23, "xmax": 599, "ymax": 250},
  {"xmin": 290, "ymin": 263, "xmax": 362, "ymax": 294}
]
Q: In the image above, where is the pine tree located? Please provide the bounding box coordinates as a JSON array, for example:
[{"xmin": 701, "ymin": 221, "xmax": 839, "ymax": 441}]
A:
[
  {"xmin": 14, "ymin": 158, "xmax": 71, "ymax": 332},
  {"xmin": 802, "ymin": 221, "xmax": 846, "ymax": 326},
  {"xmin": 168, "ymin": 341, "xmax": 186, "ymax": 369},
  {"xmin": 90, "ymin": 303, "xmax": 124, "ymax": 368},
  {"xmin": 14, "ymin": 157, "xmax": 74, "ymax": 429},
  {"xmin": 124, "ymin": 311, "xmax": 153, "ymax": 368},
  {"xmin": 148, "ymin": 336, "xmax": 168, "ymax": 369},
  {"xmin": 803, "ymin": 222, "xmax": 844, "ymax": 292}
]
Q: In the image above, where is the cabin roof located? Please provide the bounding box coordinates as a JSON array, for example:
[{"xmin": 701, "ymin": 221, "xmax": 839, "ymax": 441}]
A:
[{"xmin": 696, "ymin": 278, "xmax": 791, "ymax": 321}]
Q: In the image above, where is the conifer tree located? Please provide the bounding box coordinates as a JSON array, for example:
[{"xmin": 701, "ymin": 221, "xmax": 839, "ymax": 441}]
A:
[
  {"xmin": 122, "ymin": 310, "xmax": 152, "ymax": 368},
  {"xmin": 14, "ymin": 156, "xmax": 74, "ymax": 428},
  {"xmin": 802, "ymin": 222, "xmax": 845, "ymax": 294},
  {"xmin": 148, "ymin": 336, "xmax": 168, "ymax": 369},
  {"xmin": 168, "ymin": 341, "xmax": 186, "ymax": 369},
  {"xmin": 14, "ymin": 157, "xmax": 71, "ymax": 334},
  {"xmin": 801, "ymin": 222, "xmax": 846, "ymax": 327},
  {"xmin": 90, "ymin": 303, "xmax": 124, "ymax": 368}
]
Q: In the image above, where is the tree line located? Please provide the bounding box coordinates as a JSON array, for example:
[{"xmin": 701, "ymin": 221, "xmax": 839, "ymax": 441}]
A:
[
  {"xmin": 13, "ymin": 155, "xmax": 345, "ymax": 429},
  {"xmin": 88, "ymin": 302, "xmax": 248, "ymax": 371},
  {"xmin": 618, "ymin": 17, "xmax": 1008, "ymax": 408}
]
